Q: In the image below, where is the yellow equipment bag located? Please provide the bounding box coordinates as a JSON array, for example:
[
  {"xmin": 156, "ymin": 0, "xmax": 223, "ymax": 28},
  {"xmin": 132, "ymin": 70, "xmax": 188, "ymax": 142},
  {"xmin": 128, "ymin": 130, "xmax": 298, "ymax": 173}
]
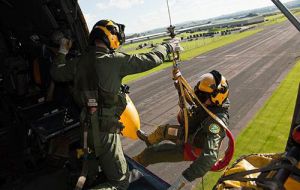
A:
[
  {"xmin": 119, "ymin": 94, "xmax": 140, "ymax": 140},
  {"xmin": 215, "ymin": 153, "xmax": 300, "ymax": 190}
]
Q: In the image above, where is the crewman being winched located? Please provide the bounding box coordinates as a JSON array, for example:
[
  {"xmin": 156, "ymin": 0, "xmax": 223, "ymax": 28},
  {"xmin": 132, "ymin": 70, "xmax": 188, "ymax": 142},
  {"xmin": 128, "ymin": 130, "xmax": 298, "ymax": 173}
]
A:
[
  {"xmin": 50, "ymin": 19, "xmax": 178, "ymax": 190},
  {"xmin": 134, "ymin": 70, "xmax": 230, "ymax": 190}
]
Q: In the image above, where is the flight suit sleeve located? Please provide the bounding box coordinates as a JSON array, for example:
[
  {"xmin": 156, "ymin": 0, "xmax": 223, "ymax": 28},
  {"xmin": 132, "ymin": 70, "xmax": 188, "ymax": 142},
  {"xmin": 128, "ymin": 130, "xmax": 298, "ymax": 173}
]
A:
[
  {"xmin": 50, "ymin": 53, "xmax": 77, "ymax": 82},
  {"xmin": 182, "ymin": 121, "xmax": 225, "ymax": 182},
  {"xmin": 118, "ymin": 44, "xmax": 169, "ymax": 77}
]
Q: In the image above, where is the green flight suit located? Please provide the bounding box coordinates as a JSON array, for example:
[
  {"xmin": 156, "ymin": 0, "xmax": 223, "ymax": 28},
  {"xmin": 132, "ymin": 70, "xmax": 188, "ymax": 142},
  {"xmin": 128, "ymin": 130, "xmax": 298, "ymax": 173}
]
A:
[
  {"xmin": 51, "ymin": 45, "xmax": 168, "ymax": 190},
  {"xmin": 133, "ymin": 101, "xmax": 229, "ymax": 182}
]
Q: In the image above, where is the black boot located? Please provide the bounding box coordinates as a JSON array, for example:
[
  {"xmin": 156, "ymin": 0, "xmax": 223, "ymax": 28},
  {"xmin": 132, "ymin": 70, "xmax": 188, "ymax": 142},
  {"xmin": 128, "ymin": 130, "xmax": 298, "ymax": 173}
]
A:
[{"xmin": 136, "ymin": 130, "xmax": 151, "ymax": 147}]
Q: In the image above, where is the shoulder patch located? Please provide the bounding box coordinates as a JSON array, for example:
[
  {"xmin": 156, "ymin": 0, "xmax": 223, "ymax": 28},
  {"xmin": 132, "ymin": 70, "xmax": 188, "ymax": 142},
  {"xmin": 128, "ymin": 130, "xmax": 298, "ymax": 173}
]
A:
[{"xmin": 209, "ymin": 123, "xmax": 220, "ymax": 134}]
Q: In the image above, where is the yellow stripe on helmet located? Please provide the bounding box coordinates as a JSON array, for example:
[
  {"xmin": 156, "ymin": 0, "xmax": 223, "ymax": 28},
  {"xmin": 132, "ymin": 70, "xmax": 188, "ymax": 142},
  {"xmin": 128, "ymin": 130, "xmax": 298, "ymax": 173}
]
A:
[{"xmin": 95, "ymin": 25, "xmax": 120, "ymax": 49}]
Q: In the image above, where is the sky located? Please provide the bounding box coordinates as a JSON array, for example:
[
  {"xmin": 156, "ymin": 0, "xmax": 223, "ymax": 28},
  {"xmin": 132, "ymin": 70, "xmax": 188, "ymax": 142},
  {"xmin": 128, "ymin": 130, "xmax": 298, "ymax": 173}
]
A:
[{"xmin": 78, "ymin": 0, "xmax": 294, "ymax": 34}]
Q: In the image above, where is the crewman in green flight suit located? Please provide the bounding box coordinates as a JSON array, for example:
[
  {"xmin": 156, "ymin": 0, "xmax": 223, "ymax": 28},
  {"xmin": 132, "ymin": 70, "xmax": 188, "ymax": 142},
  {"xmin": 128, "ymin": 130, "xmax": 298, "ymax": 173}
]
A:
[
  {"xmin": 50, "ymin": 19, "xmax": 179, "ymax": 190},
  {"xmin": 134, "ymin": 70, "xmax": 230, "ymax": 190}
]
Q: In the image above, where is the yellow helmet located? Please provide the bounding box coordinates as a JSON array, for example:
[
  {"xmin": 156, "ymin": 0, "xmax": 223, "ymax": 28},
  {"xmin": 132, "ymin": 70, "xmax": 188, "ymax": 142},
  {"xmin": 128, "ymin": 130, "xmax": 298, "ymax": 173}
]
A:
[
  {"xmin": 194, "ymin": 70, "xmax": 229, "ymax": 106},
  {"xmin": 89, "ymin": 19, "xmax": 125, "ymax": 50}
]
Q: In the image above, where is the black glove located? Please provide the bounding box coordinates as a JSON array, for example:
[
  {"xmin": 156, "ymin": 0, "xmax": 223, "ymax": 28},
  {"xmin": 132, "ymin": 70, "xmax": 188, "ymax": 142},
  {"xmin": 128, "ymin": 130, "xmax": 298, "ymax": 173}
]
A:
[
  {"xmin": 121, "ymin": 84, "xmax": 130, "ymax": 94},
  {"xmin": 163, "ymin": 38, "xmax": 183, "ymax": 54}
]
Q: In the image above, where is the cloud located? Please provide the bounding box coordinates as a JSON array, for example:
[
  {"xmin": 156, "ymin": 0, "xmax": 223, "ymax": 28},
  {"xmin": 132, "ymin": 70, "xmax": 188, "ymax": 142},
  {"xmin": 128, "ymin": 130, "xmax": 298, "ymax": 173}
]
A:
[
  {"xmin": 131, "ymin": 6, "xmax": 170, "ymax": 33},
  {"xmin": 97, "ymin": 0, "xmax": 144, "ymax": 10},
  {"xmin": 81, "ymin": 0, "xmax": 295, "ymax": 34},
  {"xmin": 96, "ymin": 2, "xmax": 107, "ymax": 10},
  {"xmin": 109, "ymin": 0, "xmax": 144, "ymax": 9}
]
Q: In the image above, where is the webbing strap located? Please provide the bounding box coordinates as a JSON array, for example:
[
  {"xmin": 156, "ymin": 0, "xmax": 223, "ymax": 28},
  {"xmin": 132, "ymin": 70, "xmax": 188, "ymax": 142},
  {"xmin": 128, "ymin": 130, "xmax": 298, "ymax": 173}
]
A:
[
  {"xmin": 74, "ymin": 121, "xmax": 89, "ymax": 190},
  {"xmin": 218, "ymin": 163, "xmax": 300, "ymax": 183},
  {"xmin": 219, "ymin": 165, "xmax": 282, "ymax": 183},
  {"xmin": 177, "ymin": 78, "xmax": 189, "ymax": 143},
  {"xmin": 90, "ymin": 112, "xmax": 101, "ymax": 157}
]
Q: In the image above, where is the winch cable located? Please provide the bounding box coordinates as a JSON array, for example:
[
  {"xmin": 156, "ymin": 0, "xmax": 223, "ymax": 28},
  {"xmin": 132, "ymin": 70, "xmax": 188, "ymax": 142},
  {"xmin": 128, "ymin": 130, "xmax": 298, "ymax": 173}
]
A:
[
  {"xmin": 165, "ymin": 0, "xmax": 234, "ymax": 171},
  {"xmin": 165, "ymin": 0, "xmax": 189, "ymax": 143}
]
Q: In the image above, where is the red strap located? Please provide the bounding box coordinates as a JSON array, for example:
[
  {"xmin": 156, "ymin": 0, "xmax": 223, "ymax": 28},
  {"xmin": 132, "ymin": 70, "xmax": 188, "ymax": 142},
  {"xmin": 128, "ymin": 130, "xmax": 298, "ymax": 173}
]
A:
[
  {"xmin": 183, "ymin": 143, "xmax": 202, "ymax": 161},
  {"xmin": 183, "ymin": 129, "xmax": 235, "ymax": 171},
  {"xmin": 211, "ymin": 129, "xmax": 235, "ymax": 171}
]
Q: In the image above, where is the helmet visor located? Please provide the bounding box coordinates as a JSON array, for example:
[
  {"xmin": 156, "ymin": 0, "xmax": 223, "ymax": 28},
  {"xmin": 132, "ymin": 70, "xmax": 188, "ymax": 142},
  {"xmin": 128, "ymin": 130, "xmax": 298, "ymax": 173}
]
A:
[{"xmin": 117, "ymin": 24, "xmax": 126, "ymax": 45}]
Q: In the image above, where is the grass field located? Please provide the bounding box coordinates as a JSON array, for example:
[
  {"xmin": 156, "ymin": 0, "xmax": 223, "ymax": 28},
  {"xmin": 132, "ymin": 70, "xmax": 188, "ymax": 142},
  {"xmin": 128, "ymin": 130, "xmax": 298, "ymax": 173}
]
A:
[
  {"xmin": 122, "ymin": 29, "xmax": 262, "ymax": 83},
  {"xmin": 195, "ymin": 60, "xmax": 300, "ymax": 189},
  {"xmin": 262, "ymin": 11, "xmax": 300, "ymax": 27},
  {"xmin": 180, "ymin": 29, "xmax": 262, "ymax": 60}
]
